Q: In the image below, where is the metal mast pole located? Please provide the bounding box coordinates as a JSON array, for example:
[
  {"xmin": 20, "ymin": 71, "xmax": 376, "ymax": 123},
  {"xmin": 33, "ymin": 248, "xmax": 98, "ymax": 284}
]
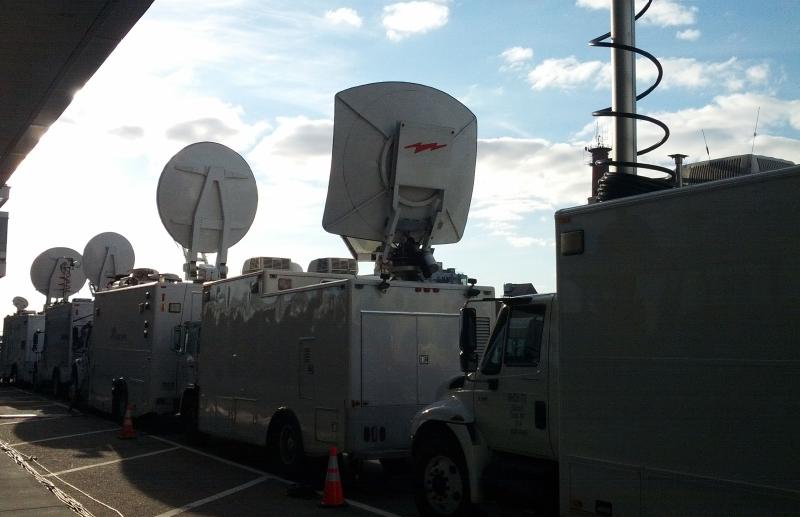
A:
[{"xmin": 611, "ymin": 0, "xmax": 637, "ymax": 174}]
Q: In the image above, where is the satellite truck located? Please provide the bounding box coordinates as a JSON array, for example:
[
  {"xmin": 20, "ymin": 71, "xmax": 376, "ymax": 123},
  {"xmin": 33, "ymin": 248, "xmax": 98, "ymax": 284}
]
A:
[
  {"xmin": 0, "ymin": 296, "xmax": 44, "ymax": 385},
  {"xmin": 410, "ymin": 1, "xmax": 800, "ymax": 516},
  {"xmin": 0, "ymin": 246, "xmax": 85, "ymax": 387},
  {"xmin": 80, "ymin": 142, "xmax": 257, "ymax": 419},
  {"xmin": 30, "ymin": 245, "xmax": 93, "ymax": 396},
  {"xmin": 185, "ymin": 82, "xmax": 495, "ymax": 474}
]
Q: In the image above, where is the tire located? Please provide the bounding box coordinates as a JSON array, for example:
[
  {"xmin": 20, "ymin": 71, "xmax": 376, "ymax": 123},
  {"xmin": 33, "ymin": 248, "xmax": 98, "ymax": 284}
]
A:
[
  {"xmin": 267, "ymin": 415, "xmax": 305, "ymax": 476},
  {"xmin": 68, "ymin": 369, "xmax": 82, "ymax": 409},
  {"xmin": 112, "ymin": 386, "xmax": 128, "ymax": 423},
  {"xmin": 414, "ymin": 431, "xmax": 473, "ymax": 517},
  {"xmin": 179, "ymin": 389, "xmax": 199, "ymax": 432}
]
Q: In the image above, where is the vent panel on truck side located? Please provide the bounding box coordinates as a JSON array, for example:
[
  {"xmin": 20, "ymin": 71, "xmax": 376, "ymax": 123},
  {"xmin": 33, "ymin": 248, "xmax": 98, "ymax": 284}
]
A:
[{"xmin": 475, "ymin": 316, "xmax": 491, "ymax": 362}]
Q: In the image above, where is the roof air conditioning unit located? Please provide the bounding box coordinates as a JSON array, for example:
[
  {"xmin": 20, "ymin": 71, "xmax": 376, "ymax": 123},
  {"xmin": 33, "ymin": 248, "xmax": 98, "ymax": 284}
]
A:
[
  {"xmin": 308, "ymin": 257, "xmax": 357, "ymax": 275},
  {"xmin": 242, "ymin": 257, "xmax": 292, "ymax": 274}
]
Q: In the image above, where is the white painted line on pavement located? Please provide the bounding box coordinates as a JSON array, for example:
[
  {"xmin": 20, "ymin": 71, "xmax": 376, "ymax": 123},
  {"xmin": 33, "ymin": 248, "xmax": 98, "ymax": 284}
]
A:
[
  {"xmin": 45, "ymin": 446, "xmax": 181, "ymax": 476},
  {"xmin": 10, "ymin": 427, "xmax": 119, "ymax": 447},
  {"xmin": 147, "ymin": 434, "xmax": 272, "ymax": 477},
  {"xmin": 147, "ymin": 434, "xmax": 402, "ymax": 517},
  {"xmin": 344, "ymin": 498, "xmax": 403, "ymax": 517},
  {"xmin": 0, "ymin": 413, "xmax": 39, "ymax": 418},
  {"xmin": 0, "ymin": 414, "xmax": 71, "ymax": 425},
  {"xmin": 153, "ymin": 475, "xmax": 270, "ymax": 517}
]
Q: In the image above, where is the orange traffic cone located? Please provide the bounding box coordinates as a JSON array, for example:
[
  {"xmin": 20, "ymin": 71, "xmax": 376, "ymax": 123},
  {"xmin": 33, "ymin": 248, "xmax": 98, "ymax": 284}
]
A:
[
  {"xmin": 118, "ymin": 404, "xmax": 136, "ymax": 439},
  {"xmin": 320, "ymin": 446, "xmax": 346, "ymax": 508}
]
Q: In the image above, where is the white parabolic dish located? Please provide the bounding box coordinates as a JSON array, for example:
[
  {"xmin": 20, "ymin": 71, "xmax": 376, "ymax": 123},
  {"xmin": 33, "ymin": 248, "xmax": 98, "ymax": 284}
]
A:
[
  {"xmin": 157, "ymin": 142, "xmax": 258, "ymax": 253},
  {"xmin": 12, "ymin": 296, "xmax": 28, "ymax": 311},
  {"xmin": 83, "ymin": 232, "xmax": 135, "ymax": 290},
  {"xmin": 30, "ymin": 247, "xmax": 86, "ymax": 298},
  {"xmin": 322, "ymin": 82, "xmax": 477, "ymax": 247}
]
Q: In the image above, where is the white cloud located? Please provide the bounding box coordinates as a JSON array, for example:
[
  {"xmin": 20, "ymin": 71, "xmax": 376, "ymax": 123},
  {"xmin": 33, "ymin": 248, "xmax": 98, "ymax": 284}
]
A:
[
  {"xmin": 577, "ymin": 93, "xmax": 800, "ymax": 169},
  {"xmin": 527, "ymin": 57, "xmax": 607, "ymax": 90},
  {"xmin": 324, "ymin": 7, "xmax": 363, "ymax": 28},
  {"xmin": 576, "ymin": 0, "xmax": 697, "ymax": 27},
  {"xmin": 382, "ymin": 1, "xmax": 449, "ymax": 41},
  {"xmin": 676, "ymin": 28, "xmax": 700, "ymax": 41},
  {"xmin": 508, "ymin": 237, "xmax": 553, "ymax": 248},
  {"xmin": 500, "ymin": 47, "xmax": 534, "ymax": 70},
  {"xmin": 527, "ymin": 55, "xmax": 771, "ymax": 93},
  {"xmin": 472, "ymin": 94, "xmax": 800, "ymax": 249}
]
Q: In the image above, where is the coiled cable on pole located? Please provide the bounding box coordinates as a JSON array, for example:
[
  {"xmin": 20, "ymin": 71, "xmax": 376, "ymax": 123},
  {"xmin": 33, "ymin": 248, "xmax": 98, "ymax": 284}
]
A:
[{"xmin": 590, "ymin": 0, "xmax": 674, "ymax": 201}]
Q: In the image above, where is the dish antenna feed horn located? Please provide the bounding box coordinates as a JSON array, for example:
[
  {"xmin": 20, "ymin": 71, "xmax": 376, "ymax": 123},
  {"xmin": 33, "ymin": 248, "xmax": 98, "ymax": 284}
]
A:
[
  {"xmin": 30, "ymin": 247, "xmax": 87, "ymax": 307},
  {"xmin": 157, "ymin": 142, "xmax": 258, "ymax": 281},
  {"xmin": 322, "ymin": 82, "xmax": 477, "ymax": 282}
]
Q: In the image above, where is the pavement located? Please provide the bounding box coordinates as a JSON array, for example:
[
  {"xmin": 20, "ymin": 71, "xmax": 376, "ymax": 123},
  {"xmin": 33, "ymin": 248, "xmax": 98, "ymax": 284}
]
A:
[{"xmin": 0, "ymin": 390, "xmax": 75, "ymax": 516}]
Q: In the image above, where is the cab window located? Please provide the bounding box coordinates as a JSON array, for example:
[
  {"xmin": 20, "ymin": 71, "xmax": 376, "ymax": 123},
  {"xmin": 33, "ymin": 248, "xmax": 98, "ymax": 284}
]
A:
[
  {"xmin": 481, "ymin": 303, "xmax": 546, "ymax": 375},
  {"xmin": 504, "ymin": 305, "xmax": 545, "ymax": 366}
]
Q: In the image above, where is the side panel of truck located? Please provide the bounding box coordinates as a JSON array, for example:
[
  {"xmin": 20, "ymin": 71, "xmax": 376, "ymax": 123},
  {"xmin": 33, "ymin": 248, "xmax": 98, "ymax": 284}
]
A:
[
  {"xmin": 556, "ymin": 169, "xmax": 800, "ymax": 515},
  {"xmin": 198, "ymin": 275, "xmax": 351, "ymax": 451},
  {"xmin": 42, "ymin": 301, "xmax": 93, "ymax": 389},
  {"xmin": 89, "ymin": 282, "xmax": 201, "ymax": 416},
  {"xmin": 350, "ymin": 282, "xmax": 495, "ymax": 458},
  {"xmin": 0, "ymin": 314, "xmax": 44, "ymax": 383},
  {"xmin": 198, "ymin": 272, "xmax": 495, "ymax": 459}
]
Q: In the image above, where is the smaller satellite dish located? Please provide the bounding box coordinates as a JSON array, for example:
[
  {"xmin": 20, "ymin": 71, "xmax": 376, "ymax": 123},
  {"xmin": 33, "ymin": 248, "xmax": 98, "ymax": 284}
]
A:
[
  {"xmin": 30, "ymin": 247, "xmax": 86, "ymax": 304},
  {"xmin": 12, "ymin": 296, "xmax": 28, "ymax": 312},
  {"xmin": 83, "ymin": 232, "xmax": 135, "ymax": 291},
  {"xmin": 157, "ymin": 141, "xmax": 258, "ymax": 280}
]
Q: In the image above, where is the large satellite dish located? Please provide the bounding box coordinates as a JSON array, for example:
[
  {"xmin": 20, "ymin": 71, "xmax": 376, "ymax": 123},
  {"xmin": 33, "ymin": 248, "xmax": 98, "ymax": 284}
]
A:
[
  {"xmin": 322, "ymin": 82, "xmax": 477, "ymax": 280},
  {"xmin": 30, "ymin": 247, "xmax": 86, "ymax": 305},
  {"xmin": 83, "ymin": 232, "xmax": 135, "ymax": 291},
  {"xmin": 12, "ymin": 296, "xmax": 28, "ymax": 312},
  {"xmin": 157, "ymin": 141, "xmax": 258, "ymax": 280}
]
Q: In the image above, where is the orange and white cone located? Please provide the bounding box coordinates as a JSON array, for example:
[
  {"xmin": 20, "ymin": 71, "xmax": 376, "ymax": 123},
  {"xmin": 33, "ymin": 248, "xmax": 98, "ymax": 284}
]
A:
[
  {"xmin": 320, "ymin": 446, "xmax": 346, "ymax": 508},
  {"xmin": 118, "ymin": 404, "xmax": 136, "ymax": 439}
]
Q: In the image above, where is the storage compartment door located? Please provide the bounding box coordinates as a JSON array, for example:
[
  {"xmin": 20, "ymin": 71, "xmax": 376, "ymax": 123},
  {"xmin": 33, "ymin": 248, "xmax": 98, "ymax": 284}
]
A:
[
  {"xmin": 416, "ymin": 314, "xmax": 460, "ymax": 405},
  {"xmin": 361, "ymin": 312, "xmax": 417, "ymax": 406}
]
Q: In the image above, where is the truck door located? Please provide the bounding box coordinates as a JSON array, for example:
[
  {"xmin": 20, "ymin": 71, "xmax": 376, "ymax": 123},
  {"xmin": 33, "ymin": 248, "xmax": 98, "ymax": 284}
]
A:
[{"xmin": 471, "ymin": 299, "xmax": 553, "ymax": 458}]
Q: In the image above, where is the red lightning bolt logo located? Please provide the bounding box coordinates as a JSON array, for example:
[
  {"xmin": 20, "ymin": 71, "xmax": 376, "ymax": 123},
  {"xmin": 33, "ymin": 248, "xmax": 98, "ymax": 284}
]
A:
[{"xmin": 404, "ymin": 142, "xmax": 447, "ymax": 154}]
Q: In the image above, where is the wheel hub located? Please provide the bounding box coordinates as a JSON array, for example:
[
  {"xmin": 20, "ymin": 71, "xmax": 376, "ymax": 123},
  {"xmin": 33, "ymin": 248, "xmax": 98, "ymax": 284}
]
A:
[{"xmin": 424, "ymin": 455, "xmax": 463, "ymax": 514}]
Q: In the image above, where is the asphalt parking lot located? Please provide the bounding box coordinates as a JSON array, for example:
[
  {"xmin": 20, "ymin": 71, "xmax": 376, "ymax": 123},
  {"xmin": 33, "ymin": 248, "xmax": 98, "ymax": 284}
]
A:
[{"xmin": 0, "ymin": 385, "xmax": 412, "ymax": 517}]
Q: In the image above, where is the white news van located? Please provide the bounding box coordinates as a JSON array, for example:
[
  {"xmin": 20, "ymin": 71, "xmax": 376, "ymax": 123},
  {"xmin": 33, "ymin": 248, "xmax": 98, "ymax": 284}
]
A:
[
  {"xmin": 411, "ymin": 166, "xmax": 800, "ymax": 516},
  {"xmin": 183, "ymin": 266, "xmax": 494, "ymax": 473},
  {"xmin": 39, "ymin": 299, "xmax": 93, "ymax": 396},
  {"xmin": 0, "ymin": 312, "xmax": 45, "ymax": 386},
  {"xmin": 84, "ymin": 275, "xmax": 202, "ymax": 419}
]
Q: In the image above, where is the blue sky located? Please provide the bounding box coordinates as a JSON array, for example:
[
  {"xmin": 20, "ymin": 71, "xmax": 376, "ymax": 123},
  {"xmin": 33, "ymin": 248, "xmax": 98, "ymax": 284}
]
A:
[{"xmin": 3, "ymin": 0, "xmax": 799, "ymax": 307}]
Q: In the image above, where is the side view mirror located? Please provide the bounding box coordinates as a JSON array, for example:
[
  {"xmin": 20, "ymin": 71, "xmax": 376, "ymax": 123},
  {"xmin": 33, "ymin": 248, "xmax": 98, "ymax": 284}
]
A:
[
  {"xmin": 172, "ymin": 325, "xmax": 184, "ymax": 353},
  {"xmin": 459, "ymin": 308, "xmax": 478, "ymax": 372}
]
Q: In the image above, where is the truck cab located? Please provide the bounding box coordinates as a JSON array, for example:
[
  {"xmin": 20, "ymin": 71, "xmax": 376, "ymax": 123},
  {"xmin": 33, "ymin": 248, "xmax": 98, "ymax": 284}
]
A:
[{"xmin": 410, "ymin": 293, "xmax": 558, "ymax": 516}]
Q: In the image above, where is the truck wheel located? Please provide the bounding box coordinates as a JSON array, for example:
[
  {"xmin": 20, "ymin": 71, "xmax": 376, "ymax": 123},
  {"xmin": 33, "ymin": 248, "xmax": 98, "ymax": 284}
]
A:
[
  {"xmin": 180, "ymin": 389, "xmax": 199, "ymax": 432},
  {"xmin": 52, "ymin": 370, "xmax": 61, "ymax": 398},
  {"xmin": 112, "ymin": 388, "xmax": 128, "ymax": 423},
  {"xmin": 68, "ymin": 371, "xmax": 82, "ymax": 409},
  {"xmin": 414, "ymin": 433, "xmax": 472, "ymax": 517},
  {"xmin": 268, "ymin": 415, "xmax": 305, "ymax": 476}
]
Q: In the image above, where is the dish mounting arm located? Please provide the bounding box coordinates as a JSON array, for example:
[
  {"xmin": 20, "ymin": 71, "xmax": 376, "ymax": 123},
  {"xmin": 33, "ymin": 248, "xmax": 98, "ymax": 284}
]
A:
[{"xmin": 176, "ymin": 164, "xmax": 241, "ymax": 280}]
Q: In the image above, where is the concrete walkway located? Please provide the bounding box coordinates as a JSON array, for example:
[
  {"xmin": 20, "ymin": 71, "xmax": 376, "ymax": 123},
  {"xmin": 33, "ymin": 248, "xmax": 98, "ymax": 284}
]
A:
[{"xmin": 0, "ymin": 448, "xmax": 74, "ymax": 516}]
